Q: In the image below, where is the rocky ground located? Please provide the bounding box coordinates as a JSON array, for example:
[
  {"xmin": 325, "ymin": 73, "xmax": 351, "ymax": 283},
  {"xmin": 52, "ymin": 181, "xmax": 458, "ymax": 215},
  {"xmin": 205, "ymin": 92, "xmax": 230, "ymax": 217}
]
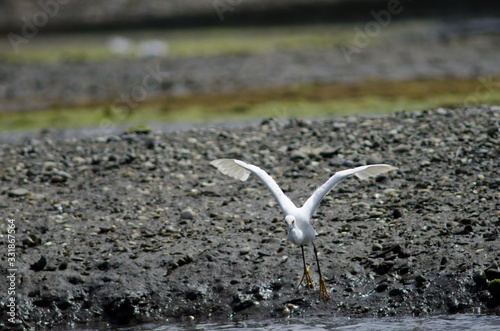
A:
[{"xmin": 1, "ymin": 106, "xmax": 499, "ymax": 330}]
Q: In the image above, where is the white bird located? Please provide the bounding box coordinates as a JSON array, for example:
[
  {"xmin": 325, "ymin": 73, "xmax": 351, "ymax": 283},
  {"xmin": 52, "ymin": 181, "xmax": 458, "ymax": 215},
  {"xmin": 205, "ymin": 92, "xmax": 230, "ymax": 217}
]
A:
[{"xmin": 210, "ymin": 159, "xmax": 397, "ymax": 300}]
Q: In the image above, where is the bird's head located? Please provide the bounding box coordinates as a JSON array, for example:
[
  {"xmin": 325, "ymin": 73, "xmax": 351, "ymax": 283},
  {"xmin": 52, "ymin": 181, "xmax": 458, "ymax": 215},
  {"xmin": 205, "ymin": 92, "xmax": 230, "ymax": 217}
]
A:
[{"xmin": 285, "ymin": 215, "xmax": 296, "ymax": 234}]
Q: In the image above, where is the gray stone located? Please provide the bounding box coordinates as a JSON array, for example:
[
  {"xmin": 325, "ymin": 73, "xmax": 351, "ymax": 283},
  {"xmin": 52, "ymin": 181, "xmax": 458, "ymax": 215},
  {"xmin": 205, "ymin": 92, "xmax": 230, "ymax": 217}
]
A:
[
  {"xmin": 180, "ymin": 208, "xmax": 195, "ymax": 219},
  {"xmin": 290, "ymin": 151, "xmax": 307, "ymax": 161},
  {"xmin": 8, "ymin": 188, "xmax": 30, "ymax": 197},
  {"xmin": 240, "ymin": 247, "xmax": 251, "ymax": 255},
  {"xmin": 392, "ymin": 144, "xmax": 412, "ymax": 153}
]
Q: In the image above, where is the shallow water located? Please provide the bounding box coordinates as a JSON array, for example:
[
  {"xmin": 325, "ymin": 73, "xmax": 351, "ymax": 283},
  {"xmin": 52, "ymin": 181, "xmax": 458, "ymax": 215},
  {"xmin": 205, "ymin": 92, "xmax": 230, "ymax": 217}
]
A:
[{"xmin": 96, "ymin": 314, "xmax": 500, "ymax": 331}]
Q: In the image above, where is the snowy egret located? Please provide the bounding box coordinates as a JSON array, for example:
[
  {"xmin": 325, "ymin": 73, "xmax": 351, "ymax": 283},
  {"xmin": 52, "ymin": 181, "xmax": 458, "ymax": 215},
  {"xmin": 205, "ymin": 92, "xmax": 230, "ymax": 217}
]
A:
[{"xmin": 210, "ymin": 159, "xmax": 397, "ymax": 300}]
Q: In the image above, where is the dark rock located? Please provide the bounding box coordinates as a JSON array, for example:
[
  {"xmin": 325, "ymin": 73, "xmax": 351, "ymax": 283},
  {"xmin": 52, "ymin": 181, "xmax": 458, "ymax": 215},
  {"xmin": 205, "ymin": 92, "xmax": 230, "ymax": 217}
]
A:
[
  {"xmin": 56, "ymin": 300, "xmax": 73, "ymax": 310},
  {"xmin": 185, "ymin": 289, "xmax": 203, "ymax": 301},
  {"xmin": 473, "ymin": 269, "xmax": 488, "ymax": 287},
  {"xmin": 319, "ymin": 146, "xmax": 342, "ymax": 158},
  {"xmin": 96, "ymin": 261, "xmax": 110, "ymax": 271},
  {"xmin": 373, "ymin": 261, "xmax": 394, "ymax": 275},
  {"xmin": 30, "ymin": 256, "xmax": 47, "ymax": 272},
  {"xmin": 144, "ymin": 137, "xmax": 156, "ymax": 149},
  {"xmin": 232, "ymin": 293, "xmax": 255, "ymax": 312},
  {"xmin": 33, "ymin": 297, "xmax": 54, "ymax": 308},
  {"xmin": 485, "ymin": 268, "xmax": 500, "ymax": 281},
  {"xmin": 478, "ymin": 290, "xmax": 491, "ymax": 303},
  {"xmin": 486, "ymin": 126, "xmax": 498, "ymax": 137},
  {"xmin": 456, "ymin": 225, "xmax": 473, "ymax": 235},
  {"xmin": 388, "ymin": 288, "xmax": 403, "ymax": 296},
  {"xmin": 393, "ymin": 208, "xmax": 403, "ymax": 219},
  {"xmin": 455, "ymin": 168, "xmax": 469, "ymax": 175},
  {"xmin": 103, "ymin": 297, "xmax": 135, "ymax": 324},
  {"xmin": 415, "ymin": 275, "xmax": 427, "ymax": 283},
  {"xmin": 440, "ymin": 257, "xmax": 448, "ymax": 265},
  {"xmin": 398, "ymin": 265, "xmax": 410, "ymax": 275},
  {"xmin": 50, "ymin": 175, "xmax": 66, "ymax": 183},
  {"xmin": 23, "ymin": 233, "xmax": 42, "ymax": 247},
  {"xmin": 392, "ymin": 144, "xmax": 412, "ymax": 153},
  {"xmin": 58, "ymin": 260, "xmax": 68, "ymax": 270},
  {"xmin": 375, "ymin": 283, "xmax": 388, "ymax": 292}
]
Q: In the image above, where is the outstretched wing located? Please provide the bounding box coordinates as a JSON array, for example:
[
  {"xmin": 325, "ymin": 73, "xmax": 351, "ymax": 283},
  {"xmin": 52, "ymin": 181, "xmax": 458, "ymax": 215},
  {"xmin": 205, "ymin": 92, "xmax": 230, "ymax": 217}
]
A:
[
  {"xmin": 301, "ymin": 164, "xmax": 397, "ymax": 218},
  {"xmin": 210, "ymin": 159, "xmax": 297, "ymax": 215}
]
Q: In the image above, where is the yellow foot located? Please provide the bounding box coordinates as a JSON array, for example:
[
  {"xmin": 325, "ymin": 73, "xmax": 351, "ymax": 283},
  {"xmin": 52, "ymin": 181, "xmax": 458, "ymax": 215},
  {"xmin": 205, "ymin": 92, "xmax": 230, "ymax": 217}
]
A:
[
  {"xmin": 319, "ymin": 277, "xmax": 329, "ymax": 301},
  {"xmin": 298, "ymin": 266, "xmax": 314, "ymax": 290}
]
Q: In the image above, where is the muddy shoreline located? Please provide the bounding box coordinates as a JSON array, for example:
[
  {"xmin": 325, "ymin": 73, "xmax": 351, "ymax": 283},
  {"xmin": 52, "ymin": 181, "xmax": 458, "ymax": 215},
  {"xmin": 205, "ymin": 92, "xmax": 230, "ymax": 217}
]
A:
[{"xmin": 1, "ymin": 107, "xmax": 499, "ymax": 329}]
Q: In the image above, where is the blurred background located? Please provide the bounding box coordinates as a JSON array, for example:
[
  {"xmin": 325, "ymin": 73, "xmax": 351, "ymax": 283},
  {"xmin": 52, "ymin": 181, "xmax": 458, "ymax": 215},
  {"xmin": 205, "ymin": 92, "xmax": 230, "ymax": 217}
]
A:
[{"xmin": 0, "ymin": 0, "xmax": 500, "ymax": 132}]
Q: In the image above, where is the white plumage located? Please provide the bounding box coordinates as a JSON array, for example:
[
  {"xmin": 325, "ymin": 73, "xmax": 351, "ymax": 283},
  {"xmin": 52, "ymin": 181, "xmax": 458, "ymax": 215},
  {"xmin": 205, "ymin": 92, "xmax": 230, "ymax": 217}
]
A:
[{"xmin": 210, "ymin": 158, "xmax": 397, "ymax": 300}]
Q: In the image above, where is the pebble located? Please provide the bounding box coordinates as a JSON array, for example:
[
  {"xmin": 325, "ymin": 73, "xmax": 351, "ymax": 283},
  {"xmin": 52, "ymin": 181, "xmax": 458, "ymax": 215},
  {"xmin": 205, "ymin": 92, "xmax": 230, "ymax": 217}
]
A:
[
  {"xmin": 43, "ymin": 161, "xmax": 57, "ymax": 172},
  {"xmin": 28, "ymin": 193, "xmax": 45, "ymax": 200},
  {"xmin": 72, "ymin": 156, "xmax": 86, "ymax": 165},
  {"xmin": 143, "ymin": 161, "xmax": 155, "ymax": 169},
  {"xmin": 163, "ymin": 225, "xmax": 178, "ymax": 233},
  {"xmin": 240, "ymin": 247, "xmax": 251, "ymax": 255},
  {"xmin": 180, "ymin": 208, "xmax": 195, "ymax": 219},
  {"xmin": 290, "ymin": 151, "xmax": 307, "ymax": 161},
  {"xmin": 8, "ymin": 188, "xmax": 30, "ymax": 197},
  {"xmin": 30, "ymin": 256, "xmax": 47, "ymax": 271},
  {"xmin": 352, "ymin": 202, "xmax": 371, "ymax": 209},
  {"xmin": 440, "ymin": 257, "xmax": 448, "ymax": 265},
  {"xmin": 375, "ymin": 283, "xmax": 388, "ymax": 292},
  {"xmin": 392, "ymin": 144, "xmax": 412, "ymax": 153},
  {"xmin": 473, "ymin": 270, "xmax": 487, "ymax": 287},
  {"xmin": 50, "ymin": 174, "xmax": 64, "ymax": 183},
  {"xmin": 392, "ymin": 209, "xmax": 403, "ymax": 219},
  {"xmin": 485, "ymin": 268, "xmax": 500, "ymax": 281},
  {"xmin": 436, "ymin": 107, "xmax": 448, "ymax": 115},
  {"xmin": 388, "ymin": 288, "xmax": 403, "ymax": 296},
  {"xmin": 478, "ymin": 290, "xmax": 491, "ymax": 303},
  {"xmin": 415, "ymin": 275, "xmax": 427, "ymax": 283},
  {"xmin": 319, "ymin": 146, "xmax": 342, "ymax": 158}
]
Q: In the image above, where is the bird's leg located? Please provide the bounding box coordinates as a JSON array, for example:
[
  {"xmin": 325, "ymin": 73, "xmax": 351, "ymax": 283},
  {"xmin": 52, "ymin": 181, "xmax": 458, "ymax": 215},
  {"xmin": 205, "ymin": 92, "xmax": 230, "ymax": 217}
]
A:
[
  {"xmin": 312, "ymin": 242, "xmax": 329, "ymax": 300},
  {"xmin": 298, "ymin": 245, "xmax": 314, "ymax": 290}
]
